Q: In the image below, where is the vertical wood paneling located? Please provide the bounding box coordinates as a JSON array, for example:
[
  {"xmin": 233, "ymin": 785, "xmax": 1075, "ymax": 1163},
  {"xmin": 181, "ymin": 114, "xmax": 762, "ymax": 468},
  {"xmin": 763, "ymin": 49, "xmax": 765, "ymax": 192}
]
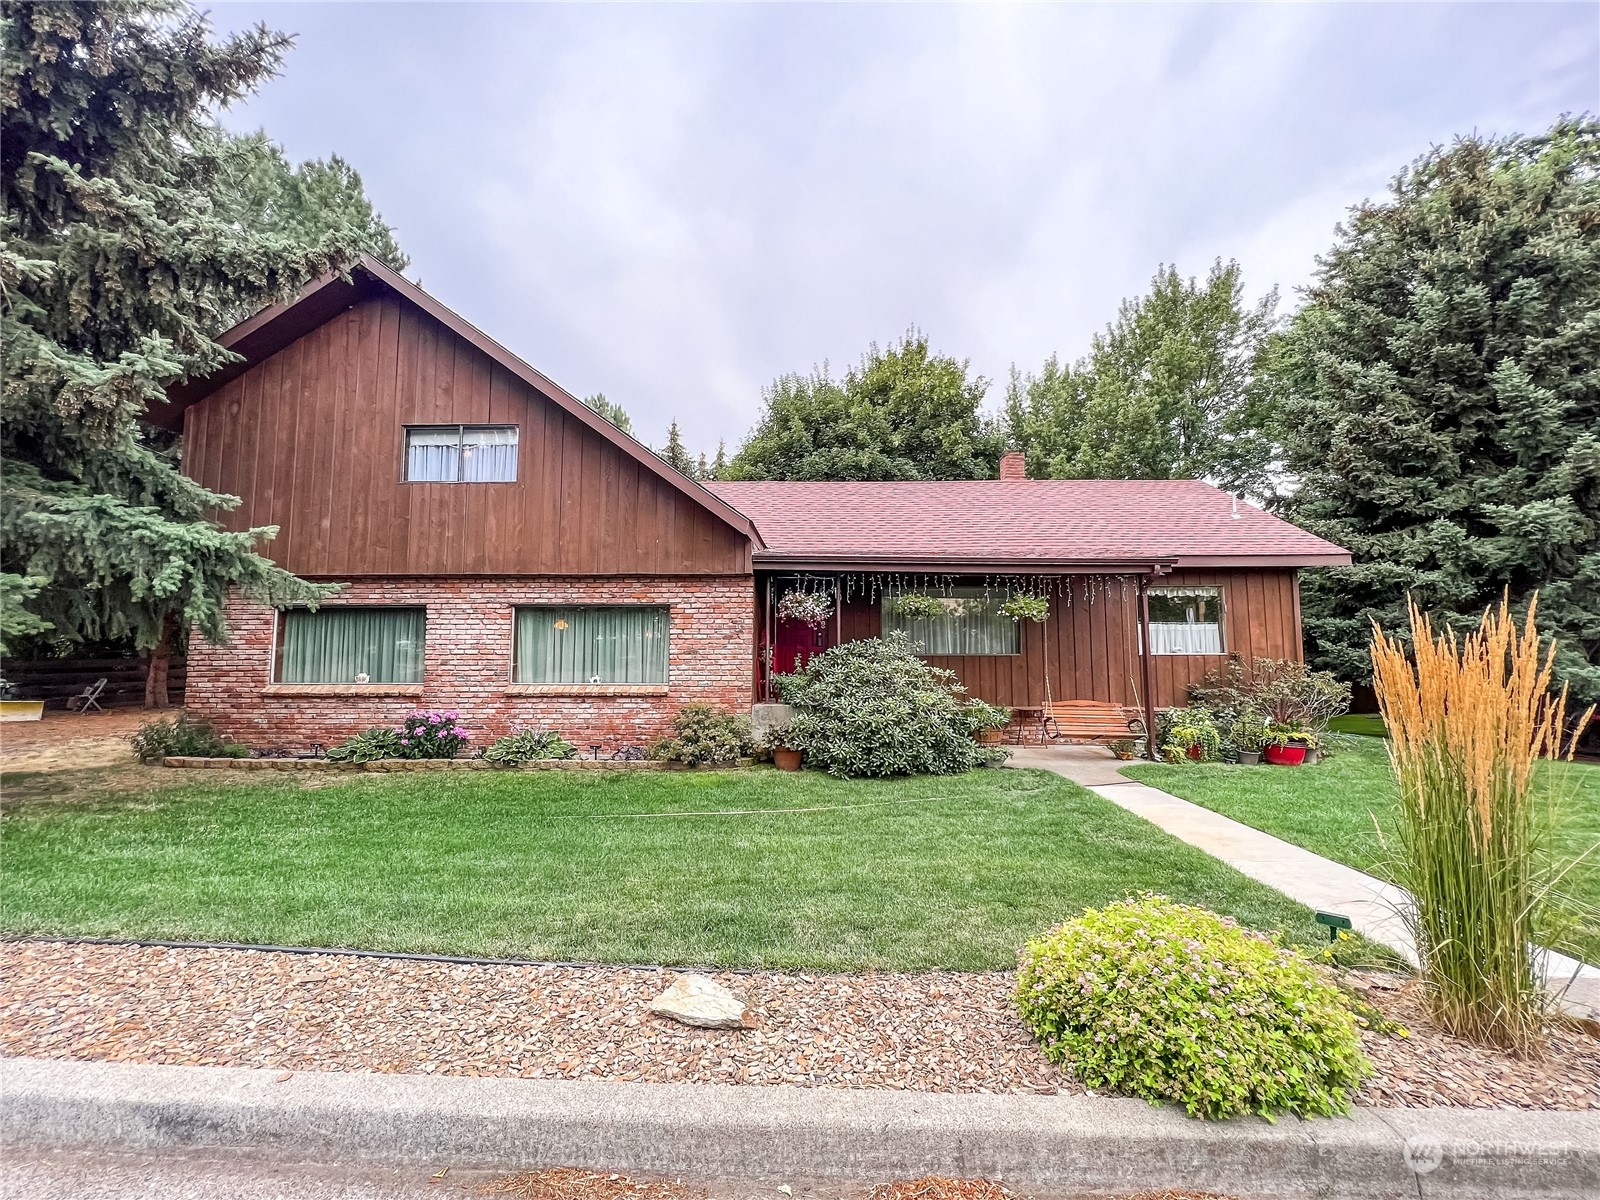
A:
[{"xmin": 180, "ymin": 293, "xmax": 751, "ymax": 574}]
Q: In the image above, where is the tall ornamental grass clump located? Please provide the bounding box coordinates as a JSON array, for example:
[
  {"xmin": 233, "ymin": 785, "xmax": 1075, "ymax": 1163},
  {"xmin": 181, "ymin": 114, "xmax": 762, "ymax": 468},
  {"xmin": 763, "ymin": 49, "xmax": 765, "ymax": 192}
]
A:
[{"xmin": 1371, "ymin": 596, "xmax": 1592, "ymax": 1052}]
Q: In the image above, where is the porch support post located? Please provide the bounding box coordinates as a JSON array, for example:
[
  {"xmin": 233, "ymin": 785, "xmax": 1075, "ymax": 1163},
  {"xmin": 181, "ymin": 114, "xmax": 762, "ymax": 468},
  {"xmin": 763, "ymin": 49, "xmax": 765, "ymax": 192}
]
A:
[
  {"xmin": 1138, "ymin": 574, "xmax": 1157, "ymax": 759},
  {"xmin": 762, "ymin": 576, "xmax": 773, "ymax": 702}
]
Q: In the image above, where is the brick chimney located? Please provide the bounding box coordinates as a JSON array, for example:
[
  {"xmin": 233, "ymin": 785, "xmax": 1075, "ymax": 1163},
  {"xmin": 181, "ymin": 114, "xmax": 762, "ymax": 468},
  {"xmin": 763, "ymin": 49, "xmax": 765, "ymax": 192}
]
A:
[{"xmin": 999, "ymin": 450, "xmax": 1027, "ymax": 480}]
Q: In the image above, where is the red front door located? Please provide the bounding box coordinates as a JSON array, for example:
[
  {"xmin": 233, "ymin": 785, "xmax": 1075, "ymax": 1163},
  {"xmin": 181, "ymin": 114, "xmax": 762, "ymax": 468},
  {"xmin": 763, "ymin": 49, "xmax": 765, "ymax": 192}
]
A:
[{"xmin": 772, "ymin": 616, "xmax": 832, "ymax": 678}]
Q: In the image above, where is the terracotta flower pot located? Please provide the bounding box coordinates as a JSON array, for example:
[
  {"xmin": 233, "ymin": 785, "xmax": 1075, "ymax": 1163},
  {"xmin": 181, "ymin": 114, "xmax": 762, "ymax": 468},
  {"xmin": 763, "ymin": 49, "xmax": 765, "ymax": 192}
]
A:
[
  {"xmin": 773, "ymin": 747, "xmax": 803, "ymax": 771},
  {"xmin": 1263, "ymin": 743, "xmax": 1307, "ymax": 766},
  {"xmin": 975, "ymin": 728, "xmax": 1004, "ymax": 746}
]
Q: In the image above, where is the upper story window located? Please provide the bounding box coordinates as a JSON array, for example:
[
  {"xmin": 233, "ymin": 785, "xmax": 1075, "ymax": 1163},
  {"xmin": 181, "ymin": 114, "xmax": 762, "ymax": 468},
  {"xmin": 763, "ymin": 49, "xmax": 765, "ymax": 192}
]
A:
[
  {"xmin": 404, "ymin": 425, "xmax": 519, "ymax": 482},
  {"xmin": 1146, "ymin": 586, "xmax": 1226, "ymax": 655},
  {"xmin": 881, "ymin": 587, "xmax": 1020, "ymax": 656}
]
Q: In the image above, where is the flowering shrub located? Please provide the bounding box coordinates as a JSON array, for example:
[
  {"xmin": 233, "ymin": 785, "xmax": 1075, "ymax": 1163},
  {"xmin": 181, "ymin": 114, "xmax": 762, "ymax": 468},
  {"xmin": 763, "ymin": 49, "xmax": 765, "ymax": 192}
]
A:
[
  {"xmin": 397, "ymin": 710, "xmax": 470, "ymax": 758},
  {"xmin": 777, "ymin": 589, "xmax": 834, "ymax": 630},
  {"xmin": 1015, "ymin": 895, "xmax": 1369, "ymax": 1119}
]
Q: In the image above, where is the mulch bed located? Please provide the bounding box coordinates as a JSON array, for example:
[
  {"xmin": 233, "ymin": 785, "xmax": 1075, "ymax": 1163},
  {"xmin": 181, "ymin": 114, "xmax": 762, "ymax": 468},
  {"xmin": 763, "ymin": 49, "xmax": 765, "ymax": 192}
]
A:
[{"xmin": 2, "ymin": 941, "xmax": 1596, "ymax": 1110}]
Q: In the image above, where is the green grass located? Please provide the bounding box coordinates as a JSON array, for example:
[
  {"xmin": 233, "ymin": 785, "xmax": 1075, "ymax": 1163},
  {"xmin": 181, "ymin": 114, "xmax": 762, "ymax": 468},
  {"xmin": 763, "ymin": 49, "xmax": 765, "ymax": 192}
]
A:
[
  {"xmin": 1126, "ymin": 736, "xmax": 1600, "ymax": 965},
  {"xmin": 0, "ymin": 764, "xmax": 1343, "ymax": 971},
  {"xmin": 1328, "ymin": 713, "xmax": 1387, "ymax": 738}
]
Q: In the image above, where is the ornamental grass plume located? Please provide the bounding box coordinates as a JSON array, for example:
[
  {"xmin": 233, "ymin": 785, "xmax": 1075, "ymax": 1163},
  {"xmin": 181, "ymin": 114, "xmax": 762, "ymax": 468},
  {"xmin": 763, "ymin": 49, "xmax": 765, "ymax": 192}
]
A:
[{"xmin": 1370, "ymin": 594, "xmax": 1593, "ymax": 1053}]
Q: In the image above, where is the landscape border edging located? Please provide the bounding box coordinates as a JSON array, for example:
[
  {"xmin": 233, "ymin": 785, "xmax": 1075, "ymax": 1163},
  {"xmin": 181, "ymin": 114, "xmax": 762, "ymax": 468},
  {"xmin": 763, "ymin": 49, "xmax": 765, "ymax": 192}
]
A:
[{"xmin": 3, "ymin": 1057, "xmax": 1598, "ymax": 1199}]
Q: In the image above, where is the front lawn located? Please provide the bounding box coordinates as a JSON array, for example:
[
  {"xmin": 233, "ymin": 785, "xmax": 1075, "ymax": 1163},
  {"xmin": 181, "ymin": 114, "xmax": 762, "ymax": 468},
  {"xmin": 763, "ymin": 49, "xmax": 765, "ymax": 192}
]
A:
[
  {"xmin": 1126, "ymin": 736, "xmax": 1600, "ymax": 965},
  {"xmin": 0, "ymin": 765, "xmax": 1335, "ymax": 970}
]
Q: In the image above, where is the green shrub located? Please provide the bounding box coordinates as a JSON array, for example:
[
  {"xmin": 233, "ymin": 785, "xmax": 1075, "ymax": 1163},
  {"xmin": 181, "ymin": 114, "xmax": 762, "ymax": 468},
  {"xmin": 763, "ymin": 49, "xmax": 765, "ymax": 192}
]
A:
[
  {"xmin": 649, "ymin": 703, "xmax": 754, "ymax": 765},
  {"xmin": 1016, "ymin": 895, "xmax": 1369, "ymax": 1119},
  {"xmin": 131, "ymin": 712, "xmax": 232, "ymax": 762},
  {"xmin": 777, "ymin": 633, "xmax": 1004, "ymax": 777},
  {"xmin": 1157, "ymin": 706, "xmax": 1221, "ymax": 762},
  {"xmin": 326, "ymin": 727, "xmax": 404, "ymax": 763},
  {"xmin": 483, "ymin": 728, "xmax": 576, "ymax": 765}
]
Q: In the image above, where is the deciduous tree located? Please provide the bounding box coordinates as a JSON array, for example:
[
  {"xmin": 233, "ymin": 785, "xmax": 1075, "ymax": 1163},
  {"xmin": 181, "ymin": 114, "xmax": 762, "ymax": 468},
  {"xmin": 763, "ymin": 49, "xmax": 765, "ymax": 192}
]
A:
[
  {"xmin": 725, "ymin": 331, "xmax": 1000, "ymax": 481},
  {"xmin": 1003, "ymin": 261, "xmax": 1278, "ymax": 499}
]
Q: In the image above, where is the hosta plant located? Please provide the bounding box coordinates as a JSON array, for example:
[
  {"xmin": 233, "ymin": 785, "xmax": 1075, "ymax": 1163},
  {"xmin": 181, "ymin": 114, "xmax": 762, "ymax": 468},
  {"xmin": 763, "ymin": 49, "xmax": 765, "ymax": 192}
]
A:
[
  {"xmin": 1016, "ymin": 895, "xmax": 1369, "ymax": 1119},
  {"xmin": 483, "ymin": 728, "xmax": 576, "ymax": 765}
]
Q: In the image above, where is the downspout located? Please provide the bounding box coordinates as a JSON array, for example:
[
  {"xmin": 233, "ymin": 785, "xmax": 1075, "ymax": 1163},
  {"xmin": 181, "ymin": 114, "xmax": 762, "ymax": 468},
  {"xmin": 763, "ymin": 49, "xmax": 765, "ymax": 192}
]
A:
[
  {"xmin": 762, "ymin": 576, "xmax": 773, "ymax": 702},
  {"xmin": 1138, "ymin": 575, "xmax": 1157, "ymax": 759}
]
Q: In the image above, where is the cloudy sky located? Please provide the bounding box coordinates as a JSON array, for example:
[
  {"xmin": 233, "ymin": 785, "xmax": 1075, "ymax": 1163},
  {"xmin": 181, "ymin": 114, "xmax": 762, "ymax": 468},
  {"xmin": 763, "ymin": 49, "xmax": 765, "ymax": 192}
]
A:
[{"xmin": 208, "ymin": 2, "xmax": 1598, "ymax": 455}]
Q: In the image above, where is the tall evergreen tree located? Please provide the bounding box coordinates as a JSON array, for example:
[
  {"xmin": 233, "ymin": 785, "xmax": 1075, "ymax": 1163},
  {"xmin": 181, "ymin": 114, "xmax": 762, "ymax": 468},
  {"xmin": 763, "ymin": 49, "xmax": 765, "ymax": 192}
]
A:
[
  {"xmin": 1003, "ymin": 261, "xmax": 1279, "ymax": 498},
  {"xmin": 581, "ymin": 391, "xmax": 633, "ymax": 435},
  {"xmin": 222, "ymin": 134, "xmax": 408, "ymax": 274},
  {"xmin": 1, "ymin": 1, "xmax": 357, "ymax": 690},
  {"xmin": 657, "ymin": 420, "xmax": 698, "ymax": 477},
  {"xmin": 1275, "ymin": 119, "xmax": 1600, "ymax": 703},
  {"xmin": 724, "ymin": 330, "xmax": 1001, "ymax": 481},
  {"xmin": 709, "ymin": 439, "xmax": 728, "ymax": 480}
]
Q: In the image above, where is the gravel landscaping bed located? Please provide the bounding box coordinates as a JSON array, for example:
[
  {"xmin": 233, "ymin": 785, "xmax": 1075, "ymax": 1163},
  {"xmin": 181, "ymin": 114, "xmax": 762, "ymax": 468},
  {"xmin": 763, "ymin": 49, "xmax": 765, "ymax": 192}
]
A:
[{"xmin": 2, "ymin": 941, "xmax": 1597, "ymax": 1108}]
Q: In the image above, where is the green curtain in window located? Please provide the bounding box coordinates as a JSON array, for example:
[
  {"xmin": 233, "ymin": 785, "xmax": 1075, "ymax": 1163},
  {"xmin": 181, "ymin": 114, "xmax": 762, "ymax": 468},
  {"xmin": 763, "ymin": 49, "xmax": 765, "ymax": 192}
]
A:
[
  {"xmin": 279, "ymin": 608, "xmax": 426, "ymax": 683},
  {"xmin": 882, "ymin": 588, "xmax": 1020, "ymax": 655},
  {"xmin": 515, "ymin": 607, "xmax": 669, "ymax": 684}
]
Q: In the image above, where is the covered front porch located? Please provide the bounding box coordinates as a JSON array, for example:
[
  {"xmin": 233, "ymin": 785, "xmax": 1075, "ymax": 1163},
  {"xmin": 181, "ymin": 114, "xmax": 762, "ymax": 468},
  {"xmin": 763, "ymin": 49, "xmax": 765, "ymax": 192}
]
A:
[{"xmin": 755, "ymin": 569, "xmax": 1177, "ymax": 741}]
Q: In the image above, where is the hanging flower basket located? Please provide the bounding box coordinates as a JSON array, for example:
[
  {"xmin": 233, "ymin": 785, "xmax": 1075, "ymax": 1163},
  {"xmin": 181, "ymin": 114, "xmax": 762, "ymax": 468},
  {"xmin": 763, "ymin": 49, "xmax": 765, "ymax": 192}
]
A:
[
  {"xmin": 891, "ymin": 592, "xmax": 947, "ymax": 622},
  {"xmin": 999, "ymin": 593, "xmax": 1049, "ymax": 623},
  {"xmin": 778, "ymin": 589, "xmax": 834, "ymax": 630}
]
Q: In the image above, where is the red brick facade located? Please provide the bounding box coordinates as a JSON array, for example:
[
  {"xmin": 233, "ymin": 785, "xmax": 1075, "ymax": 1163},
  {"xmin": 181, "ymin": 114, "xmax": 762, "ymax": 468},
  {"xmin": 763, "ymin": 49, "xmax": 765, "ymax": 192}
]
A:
[{"xmin": 185, "ymin": 576, "xmax": 755, "ymax": 754}]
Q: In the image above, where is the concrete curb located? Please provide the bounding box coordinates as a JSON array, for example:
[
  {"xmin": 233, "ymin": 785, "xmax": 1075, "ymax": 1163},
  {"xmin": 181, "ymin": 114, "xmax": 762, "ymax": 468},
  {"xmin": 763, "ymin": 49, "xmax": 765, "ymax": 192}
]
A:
[{"xmin": 4, "ymin": 1058, "xmax": 1598, "ymax": 1198}]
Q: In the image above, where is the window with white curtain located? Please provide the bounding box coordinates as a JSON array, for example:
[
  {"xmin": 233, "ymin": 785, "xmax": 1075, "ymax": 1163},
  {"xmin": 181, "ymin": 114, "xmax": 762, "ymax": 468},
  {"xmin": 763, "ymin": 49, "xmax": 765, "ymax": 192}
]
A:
[
  {"xmin": 514, "ymin": 606, "xmax": 669, "ymax": 685},
  {"xmin": 881, "ymin": 587, "xmax": 1020, "ymax": 656},
  {"xmin": 276, "ymin": 607, "xmax": 425, "ymax": 683},
  {"xmin": 404, "ymin": 425, "xmax": 519, "ymax": 482},
  {"xmin": 1146, "ymin": 586, "xmax": 1226, "ymax": 655}
]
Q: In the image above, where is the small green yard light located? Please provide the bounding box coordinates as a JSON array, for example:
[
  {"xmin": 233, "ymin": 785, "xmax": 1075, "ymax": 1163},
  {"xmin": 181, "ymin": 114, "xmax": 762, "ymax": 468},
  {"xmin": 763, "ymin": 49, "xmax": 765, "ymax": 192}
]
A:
[{"xmin": 1314, "ymin": 910, "xmax": 1353, "ymax": 943}]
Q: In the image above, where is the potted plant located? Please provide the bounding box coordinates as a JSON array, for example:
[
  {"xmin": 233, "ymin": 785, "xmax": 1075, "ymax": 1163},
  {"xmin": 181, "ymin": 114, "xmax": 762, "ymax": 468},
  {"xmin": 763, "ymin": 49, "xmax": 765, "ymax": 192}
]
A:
[
  {"xmin": 998, "ymin": 593, "xmax": 1049, "ymax": 623},
  {"xmin": 965, "ymin": 699, "xmax": 1012, "ymax": 745},
  {"xmin": 1262, "ymin": 723, "xmax": 1312, "ymax": 766},
  {"xmin": 777, "ymin": 589, "xmax": 834, "ymax": 630},
  {"xmin": 1108, "ymin": 738, "xmax": 1138, "ymax": 761},
  {"xmin": 766, "ymin": 724, "xmax": 804, "ymax": 771},
  {"xmin": 1231, "ymin": 709, "xmax": 1267, "ymax": 766},
  {"xmin": 1162, "ymin": 706, "xmax": 1220, "ymax": 762},
  {"xmin": 891, "ymin": 592, "xmax": 948, "ymax": 622}
]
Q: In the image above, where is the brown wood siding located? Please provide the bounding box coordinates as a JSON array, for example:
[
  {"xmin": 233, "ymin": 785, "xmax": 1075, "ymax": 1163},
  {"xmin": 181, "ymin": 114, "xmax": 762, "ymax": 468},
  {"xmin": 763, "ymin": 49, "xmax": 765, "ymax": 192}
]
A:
[
  {"xmin": 814, "ymin": 570, "xmax": 1303, "ymax": 712},
  {"xmin": 183, "ymin": 296, "xmax": 751, "ymax": 576}
]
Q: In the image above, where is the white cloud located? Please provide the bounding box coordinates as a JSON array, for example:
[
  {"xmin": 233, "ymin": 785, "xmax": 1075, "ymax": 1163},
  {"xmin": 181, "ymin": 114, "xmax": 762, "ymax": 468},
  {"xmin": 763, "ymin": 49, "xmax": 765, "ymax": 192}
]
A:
[{"xmin": 213, "ymin": 1, "xmax": 1598, "ymax": 451}]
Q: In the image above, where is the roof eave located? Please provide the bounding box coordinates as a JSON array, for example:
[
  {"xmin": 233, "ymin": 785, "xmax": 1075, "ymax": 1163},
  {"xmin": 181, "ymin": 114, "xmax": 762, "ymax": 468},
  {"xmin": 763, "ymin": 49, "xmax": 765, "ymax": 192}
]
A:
[
  {"xmin": 1170, "ymin": 553, "xmax": 1353, "ymax": 569},
  {"xmin": 751, "ymin": 554, "xmax": 1179, "ymax": 575}
]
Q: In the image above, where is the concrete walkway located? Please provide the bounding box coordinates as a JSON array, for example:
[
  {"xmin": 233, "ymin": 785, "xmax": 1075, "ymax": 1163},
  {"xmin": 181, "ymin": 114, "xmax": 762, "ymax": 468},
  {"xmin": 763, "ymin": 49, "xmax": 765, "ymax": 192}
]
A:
[{"xmin": 1007, "ymin": 746, "xmax": 1600, "ymax": 1021}]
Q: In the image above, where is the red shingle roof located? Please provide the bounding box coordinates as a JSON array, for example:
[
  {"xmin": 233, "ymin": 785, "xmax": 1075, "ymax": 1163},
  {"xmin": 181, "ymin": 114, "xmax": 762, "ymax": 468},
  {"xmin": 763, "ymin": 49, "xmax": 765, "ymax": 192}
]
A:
[{"xmin": 704, "ymin": 479, "xmax": 1349, "ymax": 569}]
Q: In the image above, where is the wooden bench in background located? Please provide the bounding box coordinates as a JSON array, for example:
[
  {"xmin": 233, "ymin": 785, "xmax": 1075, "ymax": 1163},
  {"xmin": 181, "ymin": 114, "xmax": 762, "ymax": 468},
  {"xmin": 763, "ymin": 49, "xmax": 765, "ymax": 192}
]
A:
[{"xmin": 1041, "ymin": 701, "xmax": 1147, "ymax": 746}]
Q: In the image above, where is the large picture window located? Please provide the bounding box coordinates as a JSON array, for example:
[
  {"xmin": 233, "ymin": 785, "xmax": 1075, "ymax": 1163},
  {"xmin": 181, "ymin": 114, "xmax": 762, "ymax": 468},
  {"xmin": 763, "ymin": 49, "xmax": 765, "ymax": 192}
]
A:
[
  {"xmin": 276, "ymin": 607, "xmax": 425, "ymax": 683},
  {"xmin": 881, "ymin": 588, "xmax": 1020, "ymax": 656},
  {"xmin": 405, "ymin": 425, "xmax": 519, "ymax": 482},
  {"xmin": 514, "ymin": 606, "xmax": 669, "ymax": 685},
  {"xmin": 1146, "ymin": 586, "xmax": 1226, "ymax": 655}
]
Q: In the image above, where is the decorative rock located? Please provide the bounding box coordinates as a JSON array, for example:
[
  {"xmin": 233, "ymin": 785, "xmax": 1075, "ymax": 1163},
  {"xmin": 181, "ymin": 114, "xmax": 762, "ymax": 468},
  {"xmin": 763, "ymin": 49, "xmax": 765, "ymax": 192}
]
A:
[{"xmin": 648, "ymin": 974, "xmax": 752, "ymax": 1030}]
